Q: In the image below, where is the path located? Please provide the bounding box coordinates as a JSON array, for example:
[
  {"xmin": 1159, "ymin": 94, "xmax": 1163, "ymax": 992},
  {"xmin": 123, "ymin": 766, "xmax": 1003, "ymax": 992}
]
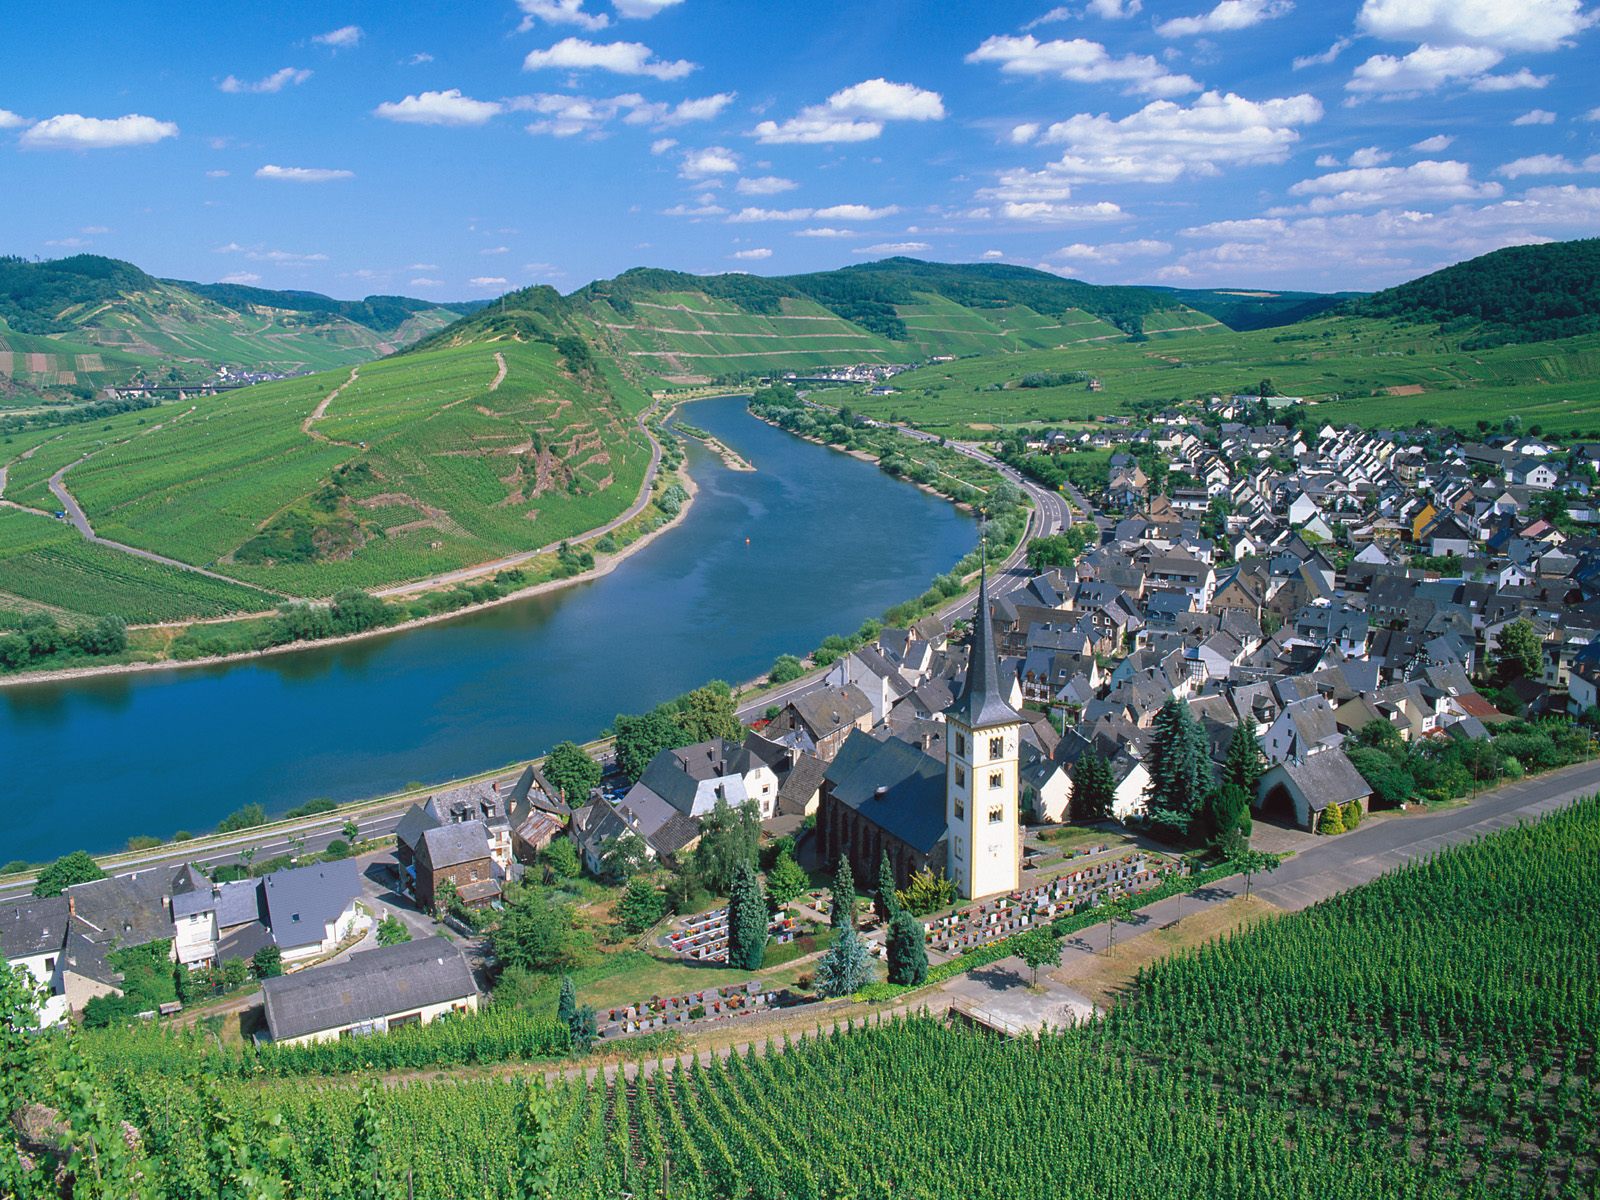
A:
[
  {"xmin": 301, "ymin": 366, "xmax": 360, "ymax": 445},
  {"xmin": 488, "ymin": 351, "xmax": 507, "ymax": 392}
]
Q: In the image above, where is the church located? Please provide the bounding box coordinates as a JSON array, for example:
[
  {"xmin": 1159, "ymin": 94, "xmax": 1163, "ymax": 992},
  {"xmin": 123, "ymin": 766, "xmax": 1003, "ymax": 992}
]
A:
[{"xmin": 816, "ymin": 567, "xmax": 1023, "ymax": 901}]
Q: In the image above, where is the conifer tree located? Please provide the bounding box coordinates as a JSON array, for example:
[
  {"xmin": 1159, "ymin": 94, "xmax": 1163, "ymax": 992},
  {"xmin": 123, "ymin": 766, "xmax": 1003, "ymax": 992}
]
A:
[
  {"xmin": 830, "ymin": 856, "xmax": 857, "ymax": 929},
  {"xmin": 885, "ymin": 908, "xmax": 927, "ymax": 986},
  {"xmin": 1222, "ymin": 716, "xmax": 1265, "ymax": 799},
  {"xmin": 557, "ymin": 975, "xmax": 576, "ymax": 1029},
  {"xmin": 726, "ymin": 861, "xmax": 768, "ymax": 970},
  {"xmin": 814, "ymin": 925, "xmax": 872, "ymax": 996},
  {"xmin": 1143, "ymin": 696, "xmax": 1216, "ymax": 840},
  {"xmin": 874, "ymin": 849, "xmax": 899, "ymax": 922},
  {"xmin": 1320, "ymin": 802, "xmax": 1346, "ymax": 835},
  {"xmin": 1070, "ymin": 750, "xmax": 1116, "ymax": 822}
]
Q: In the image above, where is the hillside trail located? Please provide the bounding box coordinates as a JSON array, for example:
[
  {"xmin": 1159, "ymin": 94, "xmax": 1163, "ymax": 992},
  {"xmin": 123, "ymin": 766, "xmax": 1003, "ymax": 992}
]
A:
[
  {"xmin": 302, "ymin": 366, "xmax": 361, "ymax": 446},
  {"xmin": 489, "ymin": 351, "xmax": 507, "ymax": 391}
]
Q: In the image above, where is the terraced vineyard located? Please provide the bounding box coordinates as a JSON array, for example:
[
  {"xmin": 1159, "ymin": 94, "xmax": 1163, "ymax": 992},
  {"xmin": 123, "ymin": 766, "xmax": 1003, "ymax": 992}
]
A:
[
  {"xmin": 56, "ymin": 794, "xmax": 1599, "ymax": 1198},
  {"xmin": 0, "ymin": 321, "xmax": 147, "ymax": 398}
]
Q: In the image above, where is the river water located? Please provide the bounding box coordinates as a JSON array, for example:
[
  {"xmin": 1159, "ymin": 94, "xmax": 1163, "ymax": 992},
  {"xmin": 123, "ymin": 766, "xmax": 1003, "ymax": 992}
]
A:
[{"xmin": 0, "ymin": 395, "xmax": 975, "ymax": 862}]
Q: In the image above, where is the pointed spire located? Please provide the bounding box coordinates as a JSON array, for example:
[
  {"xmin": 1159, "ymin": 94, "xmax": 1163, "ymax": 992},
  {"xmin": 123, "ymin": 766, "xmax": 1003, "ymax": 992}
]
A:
[{"xmin": 948, "ymin": 545, "xmax": 1020, "ymax": 730}]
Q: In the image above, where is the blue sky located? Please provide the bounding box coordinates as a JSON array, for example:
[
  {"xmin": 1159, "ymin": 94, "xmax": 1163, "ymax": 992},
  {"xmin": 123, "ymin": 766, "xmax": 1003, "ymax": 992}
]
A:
[{"xmin": 2, "ymin": 0, "xmax": 1597, "ymax": 299}]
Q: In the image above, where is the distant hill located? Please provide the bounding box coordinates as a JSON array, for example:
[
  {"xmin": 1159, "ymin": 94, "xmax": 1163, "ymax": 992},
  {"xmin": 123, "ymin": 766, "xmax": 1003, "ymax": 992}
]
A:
[
  {"xmin": 1157, "ymin": 287, "xmax": 1356, "ymax": 332},
  {"xmin": 0, "ymin": 255, "xmax": 480, "ymax": 382},
  {"xmin": 1344, "ymin": 238, "xmax": 1600, "ymax": 349}
]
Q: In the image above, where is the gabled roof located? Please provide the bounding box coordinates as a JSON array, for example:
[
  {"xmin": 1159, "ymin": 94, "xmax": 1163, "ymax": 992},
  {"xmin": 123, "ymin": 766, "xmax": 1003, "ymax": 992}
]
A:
[
  {"xmin": 0, "ymin": 895, "xmax": 68, "ymax": 960},
  {"xmin": 260, "ymin": 860, "xmax": 361, "ymax": 951},
  {"xmin": 262, "ymin": 937, "xmax": 476, "ymax": 1043},
  {"xmin": 418, "ymin": 820, "xmax": 493, "ymax": 871},
  {"xmin": 824, "ymin": 730, "xmax": 947, "ymax": 855}
]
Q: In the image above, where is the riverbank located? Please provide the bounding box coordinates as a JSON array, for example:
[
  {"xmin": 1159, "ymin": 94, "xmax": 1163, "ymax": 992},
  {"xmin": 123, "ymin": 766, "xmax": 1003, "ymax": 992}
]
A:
[{"xmin": 0, "ymin": 466, "xmax": 699, "ymax": 691}]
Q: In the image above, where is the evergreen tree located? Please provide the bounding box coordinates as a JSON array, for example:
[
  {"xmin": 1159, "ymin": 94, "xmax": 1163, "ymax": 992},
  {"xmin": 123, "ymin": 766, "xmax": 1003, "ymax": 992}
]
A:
[
  {"xmin": 885, "ymin": 908, "xmax": 927, "ymax": 986},
  {"xmin": 1143, "ymin": 697, "xmax": 1216, "ymax": 840},
  {"xmin": 874, "ymin": 849, "xmax": 899, "ymax": 922},
  {"xmin": 726, "ymin": 861, "xmax": 768, "ymax": 971},
  {"xmin": 1342, "ymin": 800, "xmax": 1364, "ymax": 829},
  {"xmin": 557, "ymin": 975, "xmax": 577, "ymax": 1029},
  {"xmin": 830, "ymin": 856, "xmax": 857, "ymax": 929},
  {"xmin": 1319, "ymin": 802, "xmax": 1346, "ymax": 835},
  {"xmin": 1212, "ymin": 783, "xmax": 1253, "ymax": 845},
  {"xmin": 814, "ymin": 925, "xmax": 872, "ymax": 996},
  {"xmin": 1070, "ymin": 750, "xmax": 1116, "ymax": 822},
  {"xmin": 1222, "ymin": 716, "xmax": 1265, "ymax": 797}
]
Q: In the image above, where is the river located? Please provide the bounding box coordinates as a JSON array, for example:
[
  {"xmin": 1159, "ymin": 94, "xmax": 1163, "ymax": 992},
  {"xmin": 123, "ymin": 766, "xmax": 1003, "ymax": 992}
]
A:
[{"xmin": 0, "ymin": 395, "xmax": 975, "ymax": 863}]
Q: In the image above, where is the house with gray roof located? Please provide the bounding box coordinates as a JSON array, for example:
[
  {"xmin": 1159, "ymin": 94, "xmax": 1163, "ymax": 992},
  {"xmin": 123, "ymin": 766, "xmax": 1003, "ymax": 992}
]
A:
[
  {"xmin": 260, "ymin": 860, "xmax": 364, "ymax": 963},
  {"xmin": 261, "ymin": 936, "xmax": 478, "ymax": 1046},
  {"xmin": 1257, "ymin": 747, "xmax": 1371, "ymax": 832},
  {"xmin": 416, "ymin": 819, "xmax": 502, "ymax": 913},
  {"xmin": 817, "ymin": 728, "xmax": 947, "ymax": 892}
]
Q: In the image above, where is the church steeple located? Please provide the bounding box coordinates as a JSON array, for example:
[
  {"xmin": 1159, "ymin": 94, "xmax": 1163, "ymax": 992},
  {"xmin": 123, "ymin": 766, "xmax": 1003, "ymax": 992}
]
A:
[{"xmin": 949, "ymin": 560, "xmax": 1020, "ymax": 729}]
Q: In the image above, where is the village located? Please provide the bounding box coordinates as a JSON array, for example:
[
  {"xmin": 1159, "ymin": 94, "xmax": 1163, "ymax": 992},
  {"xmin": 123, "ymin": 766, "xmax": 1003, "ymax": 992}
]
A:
[{"xmin": 6, "ymin": 395, "xmax": 1600, "ymax": 1050}]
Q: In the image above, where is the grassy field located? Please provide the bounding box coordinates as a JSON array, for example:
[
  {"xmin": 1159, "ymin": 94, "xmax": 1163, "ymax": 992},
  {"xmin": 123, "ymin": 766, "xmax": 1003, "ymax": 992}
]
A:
[
  {"xmin": 0, "ymin": 338, "xmax": 655, "ymax": 614},
  {"xmin": 846, "ymin": 316, "xmax": 1600, "ymax": 436}
]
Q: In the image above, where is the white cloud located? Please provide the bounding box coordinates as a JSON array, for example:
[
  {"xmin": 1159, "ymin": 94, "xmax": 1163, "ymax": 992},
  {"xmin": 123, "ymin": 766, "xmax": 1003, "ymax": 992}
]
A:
[
  {"xmin": 216, "ymin": 243, "xmax": 329, "ymax": 263},
  {"xmin": 1010, "ymin": 122, "xmax": 1041, "ymax": 144},
  {"xmin": 1356, "ymin": 0, "xmax": 1593, "ymax": 53},
  {"xmin": 81, "ymin": 225, "xmax": 110, "ymax": 234},
  {"xmin": 255, "ymin": 164, "xmax": 355, "ymax": 182},
  {"xmin": 375, "ymin": 89, "xmax": 503, "ymax": 126},
  {"xmin": 470, "ymin": 277, "xmax": 509, "ymax": 287},
  {"xmin": 679, "ymin": 145, "xmax": 738, "ymax": 178},
  {"xmin": 625, "ymin": 92, "xmax": 734, "ymax": 126},
  {"xmin": 312, "ymin": 25, "xmax": 363, "ymax": 49},
  {"xmin": 966, "ymin": 35, "xmax": 1199, "ymax": 97},
  {"xmin": 752, "ymin": 78, "xmax": 945, "ymax": 144},
  {"xmin": 410, "ymin": 277, "xmax": 444, "ymax": 287},
  {"xmin": 1287, "ymin": 158, "xmax": 1501, "ymax": 209},
  {"xmin": 727, "ymin": 207, "xmax": 814, "ymax": 222},
  {"xmin": 1497, "ymin": 153, "xmax": 1600, "ymax": 177},
  {"xmin": 736, "ymin": 175, "xmax": 797, "ymax": 195},
  {"xmin": 1512, "ymin": 108, "xmax": 1557, "ymax": 125},
  {"xmin": 1348, "ymin": 145, "xmax": 1392, "ymax": 167},
  {"xmin": 45, "ymin": 237, "xmax": 91, "ymax": 248},
  {"xmin": 0, "ymin": 109, "xmax": 27, "ymax": 129},
  {"xmin": 998, "ymin": 200, "xmax": 1126, "ymax": 221},
  {"xmin": 512, "ymin": 91, "xmax": 727, "ymax": 136},
  {"xmin": 1088, "ymin": 0, "xmax": 1143, "ymax": 17},
  {"xmin": 854, "ymin": 242, "xmax": 931, "ymax": 254},
  {"xmin": 731, "ymin": 247, "xmax": 772, "ymax": 260},
  {"xmin": 1315, "ymin": 154, "xmax": 1341, "ymax": 167},
  {"xmin": 19, "ymin": 113, "xmax": 179, "ymax": 150},
  {"xmin": 219, "ymin": 67, "xmax": 312, "ymax": 94},
  {"xmin": 651, "ymin": 137, "xmax": 677, "ymax": 153},
  {"xmin": 794, "ymin": 227, "xmax": 857, "ymax": 237},
  {"xmin": 522, "ymin": 37, "xmax": 695, "ymax": 80},
  {"xmin": 404, "ymin": 52, "xmax": 434, "ymax": 65},
  {"xmin": 205, "ymin": 169, "xmax": 230, "ymax": 177},
  {"xmin": 1471, "ymin": 69, "xmax": 1551, "ymax": 90},
  {"xmin": 518, "ymin": 0, "xmax": 610, "ymax": 31},
  {"xmin": 726, "ymin": 203, "xmax": 898, "ymax": 223},
  {"xmin": 981, "ymin": 248, "xmax": 1005, "ymax": 258},
  {"xmin": 662, "ymin": 203, "xmax": 726, "ymax": 216},
  {"xmin": 219, "ymin": 271, "xmax": 262, "ymax": 284},
  {"xmin": 1345, "ymin": 44, "xmax": 1503, "ymax": 97},
  {"xmin": 1050, "ymin": 238, "xmax": 1171, "ymax": 260},
  {"xmin": 613, "ymin": 0, "xmax": 685, "ymax": 15},
  {"xmin": 1293, "ymin": 37, "xmax": 1351, "ymax": 68},
  {"xmin": 1156, "ymin": 0, "xmax": 1294, "ymax": 38},
  {"xmin": 1411, "ymin": 133, "xmax": 1454, "ymax": 151},
  {"xmin": 481, "ymin": 246, "xmax": 510, "ymax": 255},
  {"xmin": 997, "ymin": 91, "xmax": 1322, "ymax": 191}
]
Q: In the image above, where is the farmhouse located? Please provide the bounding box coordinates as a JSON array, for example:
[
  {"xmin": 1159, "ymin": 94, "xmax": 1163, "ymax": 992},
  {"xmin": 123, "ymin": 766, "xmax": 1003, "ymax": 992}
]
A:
[{"xmin": 260, "ymin": 936, "xmax": 478, "ymax": 1046}]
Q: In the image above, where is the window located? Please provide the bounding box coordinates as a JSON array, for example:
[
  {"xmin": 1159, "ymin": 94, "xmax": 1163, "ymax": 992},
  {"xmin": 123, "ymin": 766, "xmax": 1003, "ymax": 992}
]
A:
[
  {"xmin": 989, "ymin": 736, "xmax": 1004, "ymax": 760},
  {"xmin": 954, "ymin": 797, "xmax": 965, "ymax": 820},
  {"xmin": 954, "ymin": 732, "xmax": 966, "ymax": 757},
  {"xmin": 988, "ymin": 805, "xmax": 1004, "ymax": 824},
  {"xmin": 954, "ymin": 835, "xmax": 965, "ymax": 859},
  {"xmin": 989, "ymin": 771, "xmax": 1004, "ymax": 790},
  {"xmin": 954, "ymin": 765, "xmax": 965, "ymax": 789}
]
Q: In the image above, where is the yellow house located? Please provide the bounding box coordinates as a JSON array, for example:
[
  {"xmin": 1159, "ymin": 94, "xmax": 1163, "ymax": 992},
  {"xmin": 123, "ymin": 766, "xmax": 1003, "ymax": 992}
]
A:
[{"xmin": 1410, "ymin": 502, "xmax": 1437, "ymax": 544}]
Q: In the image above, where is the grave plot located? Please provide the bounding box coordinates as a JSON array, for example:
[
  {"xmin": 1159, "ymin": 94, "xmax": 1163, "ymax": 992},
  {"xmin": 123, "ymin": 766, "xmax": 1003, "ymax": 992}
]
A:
[{"xmin": 596, "ymin": 980, "xmax": 786, "ymax": 1038}]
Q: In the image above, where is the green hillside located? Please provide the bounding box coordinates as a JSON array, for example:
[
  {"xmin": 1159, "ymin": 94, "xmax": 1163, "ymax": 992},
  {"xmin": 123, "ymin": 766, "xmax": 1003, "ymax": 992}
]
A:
[
  {"xmin": 1345, "ymin": 238, "xmax": 1600, "ymax": 348},
  {"xmin": 1160, "ymin": 286, "xmax": 1356, "ymax": 331}
]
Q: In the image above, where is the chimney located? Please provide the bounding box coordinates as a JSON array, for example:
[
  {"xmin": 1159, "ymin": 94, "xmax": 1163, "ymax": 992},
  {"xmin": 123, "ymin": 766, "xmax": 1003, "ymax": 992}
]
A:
[
  {"xmin": 67, "ymin": 896, "xmax": 75, "ymax": 919},
  {"xmin": 874, "ymin": 786, "xmax": 888, "ymax": 802}
]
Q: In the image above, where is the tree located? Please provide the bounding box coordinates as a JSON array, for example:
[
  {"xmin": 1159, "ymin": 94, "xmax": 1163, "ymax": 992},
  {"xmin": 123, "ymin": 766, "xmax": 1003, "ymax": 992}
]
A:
[
  {"xmin": 1347, "ymin": 746, "xmax": 1415, "ymax": 809},
  {"xmin": 726, "ymin": 862, "xmax": 767, "ymax": 971},
  {"xmin": 1101, "ymin": 895, "xmax": 1135, "ymax": 956},
  {"xmin": 1228, "ymin": 847, "xmax": 1281, "ymax": 901},
  {"xmin": 813, "ymin": 925, "xmax": 872, "ymax": 997},
  {"xmin": 330, "ymin": 589, "xmax": 389, "ymax": 635},
  {"xmin": 217, "ymin": 804, "xmax": 267, "ymax": 834},
  {"xmin": 1221, "ymin": 716, "xmax": 1265, "ymax": 797},
  {"xmin": 830, "ymin": 856, "xmax": 857, "ymax": 929},
  {"xmin": 32, "ymin": 849, "xmax": 105, "ymax": 898},
  {"xmin": 897, "ymin": 867, "xmax": 957, "ymax": 917},
  {"xmin": 1143, "ymin": 697, "xmax": 1215, "ymax": 840},
  {"xmin": 765, "ymin": 851, "xmax": 808, "ymax": 909},
  {"xmin": 223, "ymin": 958, "xmax": 249, "ymax": 989},
  {"xmin": 1014, "ymin": 927, "xmax": 1062, "ymax": 988},
  {"xmin": 598, "ymin": 832, "xmax": 650, "ymax": 884},
  {"xmin": 376, "ymin": 915, "xmax": 411, "ymax": 946},
  {"xmin": 612, "ymin": 709, "xmax": 681, "ymax": 782},
  {"xmin": 251, "ymin": 945, "xmax": 283, "ymax": 979},
  {"xmin": 1069, "ymin": 751, "xmax": 1116, "ymax": 822},
  {"xmin": 885, "ymin": 908, "xmax": 927, "ymax": 986},
  {"xmin": 543, "ymin": 742, "xmax": 601, "ymax": 806},
  {"xmin": 666, "ymin": 681, "xmax": 743, "ymax": 744},
  {"xmin": 769, "ymin": 655, "xmax": 806, "ymax": 685},
  {"xmin": 341, "ymin": 819, "xmax": 360, "ymax": 842},
  {"xmin": 1319, "ymin": 802, "xmax": 1346, "ymax": 835},
  {"xmin": 557, "ymin": 975, "xmax": 577, "ymax": 1029},
  {"xmin": 1212, "ymin": 783, "xmax": 1253, "ymax": 846},
  {"xmin": 691, "ymin": 798, "xmax": 761, "ymax": 894},
  {"xmin": 1493, "ymin": 618, "xmax": 1544, "ymax": 685},
  {"xmin": 542, "ymin": 838, "xmax": 581, "ymax": 881},
  {"xmin": 873, "ymin": 850, "xmax": 899, "ymax": 922},
  {"xmin": 494, "ymin": 890, "xmax": 581, "ymax": 974},
  {"xmin": 616, "ymin": 877, "xmax": 668, "ymax": 935}
]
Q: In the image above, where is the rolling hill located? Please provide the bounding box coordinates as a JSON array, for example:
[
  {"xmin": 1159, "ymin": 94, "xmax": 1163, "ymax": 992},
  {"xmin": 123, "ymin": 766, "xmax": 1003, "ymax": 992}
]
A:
[{"xmin": 0, "ymin": 256, "xmax": 482, "ymax": 395}]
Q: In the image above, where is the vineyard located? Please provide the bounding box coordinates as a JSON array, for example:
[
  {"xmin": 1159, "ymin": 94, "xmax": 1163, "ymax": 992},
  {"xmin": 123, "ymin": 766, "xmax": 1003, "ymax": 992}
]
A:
[{"xmin": 16, "ymin": 795, "xmax": 1595, "ymax": 1198}]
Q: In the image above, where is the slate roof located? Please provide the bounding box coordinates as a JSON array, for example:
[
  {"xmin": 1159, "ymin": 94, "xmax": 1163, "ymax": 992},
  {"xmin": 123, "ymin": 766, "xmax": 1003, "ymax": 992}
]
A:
[
  {"xmin": 216, "ymin": 920, "xmax": 274, "ymax": 964},
  {"xmin": 260, "ymin": 860, "xmax": 361, "ymax": 952},
  {"xmin": 947, "ymin": 567, "xmax": 1021, "ymax": 729},
  {"xmin": 418, "ymin": 820, "xmax": 493, "ymax": 871},
  {"xmin": 777, "ymin": 752, "xmax": 829, "ymax": 814},
  {"xmin": 65, "ymin": 867, "xmax": 184, "ymax": 949},
  {"xmin": 824, "ymin": 730, "xmax": 946, "ymax": 855},
  {"xmin": 215, "ymin": 879, "xmax": 265, "ymax": 930},
  {"xmin": 1275, "ymin": 749, "xmax": 1371, "ymax": 814},
  {"xmin": 0, "ymin": 895, "xmax": 68, "ymax": 960},
  {"xmin": 262, "ymin": 936, "xmax": 476, "ymax": 1043},
  {"xmin": 787, "ymin": 685, "xmax": 873, "ymax": 739}
]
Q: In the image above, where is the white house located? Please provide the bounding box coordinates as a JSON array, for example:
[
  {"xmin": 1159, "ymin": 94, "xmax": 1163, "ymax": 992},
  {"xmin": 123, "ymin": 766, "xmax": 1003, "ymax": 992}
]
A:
[
  {"xmin": 626, "ymin": 737, "xmax": 783, "ymax": 822},
  {"xmin": 0, "ymin": 896, "xmax": 71, "ymax": 1026}
]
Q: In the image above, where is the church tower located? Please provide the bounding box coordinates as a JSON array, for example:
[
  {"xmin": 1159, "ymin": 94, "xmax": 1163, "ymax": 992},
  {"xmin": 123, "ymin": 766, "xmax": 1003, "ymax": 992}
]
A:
[{"xmin": 945, "ymin": 562, "xmax": 1023, "ymax": 900}]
